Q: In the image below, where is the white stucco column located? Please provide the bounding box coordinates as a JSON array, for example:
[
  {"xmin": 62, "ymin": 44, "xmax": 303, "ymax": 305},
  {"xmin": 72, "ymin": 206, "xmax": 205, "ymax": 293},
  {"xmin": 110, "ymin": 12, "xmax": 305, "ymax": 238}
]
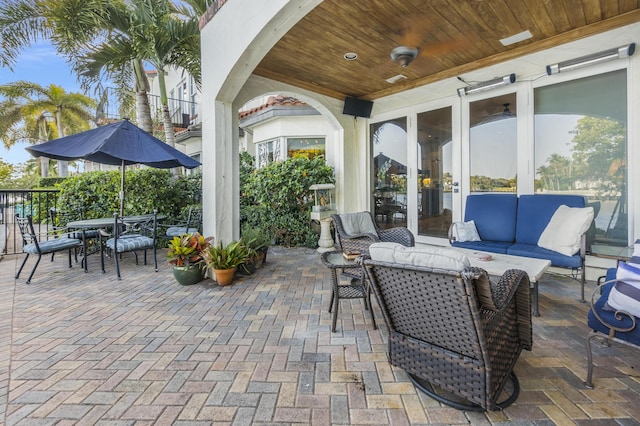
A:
[{"xmin": 200, "ymin": 0, "xmax": 322, "ymax": 243}]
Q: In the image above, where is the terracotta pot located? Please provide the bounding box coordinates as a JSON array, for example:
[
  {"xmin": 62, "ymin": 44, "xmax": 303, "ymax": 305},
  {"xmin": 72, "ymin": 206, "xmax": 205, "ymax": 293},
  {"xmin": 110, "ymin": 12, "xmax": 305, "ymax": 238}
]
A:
[
  {"xmin": 173, "ymin": 264, "xmax": 205, "ymax": 286},
  {"xmin": 214, "ymin": 267, "xmax": 236, "ymax": 286}
]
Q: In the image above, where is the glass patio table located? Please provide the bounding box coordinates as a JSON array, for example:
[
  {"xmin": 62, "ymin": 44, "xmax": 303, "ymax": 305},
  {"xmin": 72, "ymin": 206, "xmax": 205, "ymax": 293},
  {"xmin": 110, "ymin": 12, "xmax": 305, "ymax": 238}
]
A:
[{"xmin": 321, "ymin": 251, "xmax": 377, "ymax": 332}]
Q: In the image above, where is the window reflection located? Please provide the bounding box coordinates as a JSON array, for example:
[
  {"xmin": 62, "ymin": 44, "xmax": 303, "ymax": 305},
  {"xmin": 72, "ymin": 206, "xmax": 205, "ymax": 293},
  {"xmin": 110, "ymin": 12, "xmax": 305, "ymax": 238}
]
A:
[
  {"xmin": 417, "ymin": 107, "xmax": 452, "ymax": 238},
  {"xmin": 371, "ymin": 118, "xmax": 407, "ymax": 229},
  {"xmin": 534, "ymin": 70, "xmax": 628, "ymax": 248},
  {"xmin": 469, "ymin": 94, "xmax": 517, "ymax": 192}
]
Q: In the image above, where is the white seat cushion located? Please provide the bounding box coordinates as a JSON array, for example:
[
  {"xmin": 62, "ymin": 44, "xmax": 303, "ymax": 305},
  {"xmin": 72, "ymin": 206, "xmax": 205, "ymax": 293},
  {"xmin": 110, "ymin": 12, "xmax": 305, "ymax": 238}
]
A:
[{"xmin": 369, "ymin": 242, "xmax": 470, "ymax": 271}]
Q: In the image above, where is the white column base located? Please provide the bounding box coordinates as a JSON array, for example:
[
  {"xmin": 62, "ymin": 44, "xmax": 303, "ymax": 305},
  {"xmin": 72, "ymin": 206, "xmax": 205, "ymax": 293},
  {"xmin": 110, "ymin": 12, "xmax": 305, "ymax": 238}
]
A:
[{"xmin": 316, "ymin": 217, "xmax": 336, "ymax": 253}]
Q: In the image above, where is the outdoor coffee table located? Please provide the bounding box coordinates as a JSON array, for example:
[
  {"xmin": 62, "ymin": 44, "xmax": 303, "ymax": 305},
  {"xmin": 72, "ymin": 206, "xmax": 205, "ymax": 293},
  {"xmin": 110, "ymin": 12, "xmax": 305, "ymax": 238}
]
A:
[
  {"xmin": 451, "ymin": 247, "xmax": 551, "ymax": 317},
  {"xmin": 321, "ymin": 251, "xmax": 377, "ymax": 332}
]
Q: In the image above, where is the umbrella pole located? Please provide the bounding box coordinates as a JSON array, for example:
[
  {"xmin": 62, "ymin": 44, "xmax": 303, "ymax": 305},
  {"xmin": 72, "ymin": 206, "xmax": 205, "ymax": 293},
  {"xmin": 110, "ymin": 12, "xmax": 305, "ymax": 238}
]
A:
[{"xmin": 120, "ymin": 160, "xmax": 125, "ymax": 216}]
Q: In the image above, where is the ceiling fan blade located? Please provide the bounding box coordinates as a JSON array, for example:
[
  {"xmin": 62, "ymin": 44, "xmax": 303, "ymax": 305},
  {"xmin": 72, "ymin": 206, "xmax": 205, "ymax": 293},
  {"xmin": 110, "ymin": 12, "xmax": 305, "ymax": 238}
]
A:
[{"xmin": 418, "ymin": 38, "xmax": 471, "ymax": 57}]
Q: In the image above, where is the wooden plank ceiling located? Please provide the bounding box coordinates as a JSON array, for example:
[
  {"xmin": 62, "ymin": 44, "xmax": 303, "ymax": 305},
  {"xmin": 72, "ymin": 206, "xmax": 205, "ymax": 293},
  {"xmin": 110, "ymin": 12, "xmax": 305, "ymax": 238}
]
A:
[{"xmin": 253, "ymin": 0, "xmax": 640, "ymax": 100}]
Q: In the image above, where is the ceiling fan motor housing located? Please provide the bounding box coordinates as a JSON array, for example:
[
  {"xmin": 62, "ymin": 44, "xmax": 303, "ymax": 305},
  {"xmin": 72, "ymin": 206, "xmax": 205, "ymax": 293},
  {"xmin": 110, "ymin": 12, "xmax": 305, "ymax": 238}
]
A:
[{"xmin": 391, "ymin": 46, "xmax": 419, "ymax": 67}]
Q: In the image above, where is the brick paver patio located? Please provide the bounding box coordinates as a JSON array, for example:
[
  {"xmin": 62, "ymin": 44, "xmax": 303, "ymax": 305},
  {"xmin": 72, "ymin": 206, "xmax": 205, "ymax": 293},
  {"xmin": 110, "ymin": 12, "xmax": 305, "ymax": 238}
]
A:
[{"xmin": 1, "ymin": 246, "xmax": 639, "ymax": 425}]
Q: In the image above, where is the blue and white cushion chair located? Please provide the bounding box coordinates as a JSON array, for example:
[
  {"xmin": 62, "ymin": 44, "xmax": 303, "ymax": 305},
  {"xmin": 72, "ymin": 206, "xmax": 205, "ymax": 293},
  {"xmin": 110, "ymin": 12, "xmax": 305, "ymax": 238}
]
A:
[
  {"xmin": 15, "ymin": 214, "xmax": 82, "ymax": 284},
  {"xmin": 105, "ymin": 210, "xmax": 158, "ymax": 280},
  {"xmin": 585, "ymin": 240, "xmax": 640, "ymax": 388},
  {"xmin": 158, "ymin": 206, "xmax": 201, "ymax": 246}
]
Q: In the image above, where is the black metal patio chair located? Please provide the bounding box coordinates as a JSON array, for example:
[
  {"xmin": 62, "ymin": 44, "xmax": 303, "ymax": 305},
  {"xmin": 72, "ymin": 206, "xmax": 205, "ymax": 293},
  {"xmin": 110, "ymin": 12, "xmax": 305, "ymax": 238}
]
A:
[
  {"xmin": 15, "ymin": 214, "xmax": 83, "ymax": 284},
  {"xmin": 104, "ymin": 210, "xmax": 158, "ymax": 280}
]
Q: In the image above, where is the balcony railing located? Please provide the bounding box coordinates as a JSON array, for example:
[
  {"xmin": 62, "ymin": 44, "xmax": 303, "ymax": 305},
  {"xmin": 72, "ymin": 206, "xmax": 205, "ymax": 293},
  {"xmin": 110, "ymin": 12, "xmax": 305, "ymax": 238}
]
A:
[{"xmin": 96, "ymin": 88, "xmax": 199, "ymax": 130}]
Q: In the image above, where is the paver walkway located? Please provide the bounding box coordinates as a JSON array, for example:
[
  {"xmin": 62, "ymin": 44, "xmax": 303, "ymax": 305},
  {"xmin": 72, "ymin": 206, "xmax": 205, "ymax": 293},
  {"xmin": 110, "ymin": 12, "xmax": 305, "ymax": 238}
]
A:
[{"xmin": 1, "ymin": 246, "xmax": 639, "ymax": 425}]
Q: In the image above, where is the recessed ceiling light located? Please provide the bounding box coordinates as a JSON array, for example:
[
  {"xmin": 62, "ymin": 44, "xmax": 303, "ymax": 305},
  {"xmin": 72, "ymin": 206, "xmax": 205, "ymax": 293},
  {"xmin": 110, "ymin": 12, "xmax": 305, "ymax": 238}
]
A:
[
  {"xmin": 386, "ymin": 74, "xmax": 407, "ymax": 84},
  {"xmin": 344, "ymin": 52, "xmax": 358, "ymax": 60},
  {"xmin": 500, "ymin": 30, "xmax": 532, "ymax": 46}
]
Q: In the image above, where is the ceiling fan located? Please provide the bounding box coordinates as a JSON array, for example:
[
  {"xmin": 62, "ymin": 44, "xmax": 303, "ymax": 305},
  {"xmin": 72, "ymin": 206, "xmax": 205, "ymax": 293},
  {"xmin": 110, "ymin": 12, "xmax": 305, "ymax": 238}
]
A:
[{"xmin": 388, "ymin": 17, "xmax": 469, "ymax": 68}]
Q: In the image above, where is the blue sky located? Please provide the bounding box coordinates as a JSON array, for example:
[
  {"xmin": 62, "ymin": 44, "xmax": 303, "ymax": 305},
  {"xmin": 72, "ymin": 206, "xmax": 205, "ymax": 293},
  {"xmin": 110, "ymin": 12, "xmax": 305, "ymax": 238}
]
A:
[{"xmin": 1, "ymin": 41, "xmax": 81, "ymax": 165}]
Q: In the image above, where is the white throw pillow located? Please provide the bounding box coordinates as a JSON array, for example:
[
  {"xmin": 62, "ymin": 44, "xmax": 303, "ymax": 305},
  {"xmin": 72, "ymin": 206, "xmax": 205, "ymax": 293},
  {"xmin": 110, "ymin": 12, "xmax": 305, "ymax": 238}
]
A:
[
  {"xmin": 369, "ymin": 242, "xmax": 471, "ymax": 271},
  {"xmin": 537, "ymin": 205, "xmax": 594, "ymax": 256},
  {"xmin": 453, "ymin": 220, "xmax": 481, "ymax": 242},
  {"xmin": 604, "ymin": 261, "xmax": 640, "ymax": 318}
]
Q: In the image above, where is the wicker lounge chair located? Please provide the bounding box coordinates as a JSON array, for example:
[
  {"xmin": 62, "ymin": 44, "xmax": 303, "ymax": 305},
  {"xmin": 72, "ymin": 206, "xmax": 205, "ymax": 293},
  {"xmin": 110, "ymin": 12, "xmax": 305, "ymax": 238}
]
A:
[
  {"xmin": 361, "ymin": 242, "xmax": 532, "ymax": 411},
  {"xmin": 332, "ymin": 211, "xmax": 414, "ymax": 255}
]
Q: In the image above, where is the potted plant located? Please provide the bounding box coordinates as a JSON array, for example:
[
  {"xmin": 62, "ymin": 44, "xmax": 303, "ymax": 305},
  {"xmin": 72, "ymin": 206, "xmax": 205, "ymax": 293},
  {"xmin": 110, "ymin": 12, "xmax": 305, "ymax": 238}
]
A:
[
  {"xmin": 201, "ymin": 240, "xmax": 250, "ymax": 286},
  {"xmin": 167, "ymin": 232, "xmax": 213, "ymax": 285},
  {"xmin": 241, "ymin": 226, "xmax": 271, "ymax": 268}
]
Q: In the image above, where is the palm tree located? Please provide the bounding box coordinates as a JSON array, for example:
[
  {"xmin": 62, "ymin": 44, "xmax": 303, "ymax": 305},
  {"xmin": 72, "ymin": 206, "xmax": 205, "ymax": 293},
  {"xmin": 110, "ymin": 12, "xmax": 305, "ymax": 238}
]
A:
[
  {"xmin": 67, "ymin": 0, "xmax": 200, "ymax": 146},
  {"xmin": 2, "ymin": 0, "xmax": 202, "ymax": 151},
  {"xmin": 0, "ymin": 0, "xmax": 50, "ymax": 70},
  {"xmin": 0, "ymin": 82, "xmax": 95, "ymax": 177}
]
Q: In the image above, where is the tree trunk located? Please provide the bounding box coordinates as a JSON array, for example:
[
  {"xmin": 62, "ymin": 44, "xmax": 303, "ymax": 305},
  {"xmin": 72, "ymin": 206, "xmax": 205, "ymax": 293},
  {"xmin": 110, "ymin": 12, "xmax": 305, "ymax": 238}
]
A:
[
  {"xmin": 132, "ymin": 59, "xmax": 153, "ymax": 133},
  {"xmin": 135, "ymin": 90, "xmax": 153, "ymax": 133},
  {"xmin": 157, "ymin": 67, "xmax": 179, "ymax": 176},
  {"xmin": 37, "ymin": 117, "xmax": 49, "ymax": 177},
  {"xmin": 55, "ymin": 108, "xmax": 68, "ymax": 177},
  {"xmin": 40, "ymin": 157, "xmax": 49, "ymax": 178}
]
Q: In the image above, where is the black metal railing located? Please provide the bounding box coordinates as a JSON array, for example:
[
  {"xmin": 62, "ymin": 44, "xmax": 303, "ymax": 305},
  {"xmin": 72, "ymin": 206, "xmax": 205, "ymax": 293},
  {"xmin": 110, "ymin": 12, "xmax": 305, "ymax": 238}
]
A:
[
  {"xmin": 1, "ymin": 189, "xmax": 60, "ymax": 255},
  {"xmin": 96, "ymin": 87, "xmax": 199, "ymax": 129}
]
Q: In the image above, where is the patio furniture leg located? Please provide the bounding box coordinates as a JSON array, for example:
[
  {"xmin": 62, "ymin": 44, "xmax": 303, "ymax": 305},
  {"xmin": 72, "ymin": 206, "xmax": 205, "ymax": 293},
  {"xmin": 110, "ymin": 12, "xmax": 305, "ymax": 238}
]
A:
[
  {"xmin": 532, "ymin": 282, "xmax": 539, "ymax": 317},
  {"xmin": 26, "ymin": 253, "xmax": 42, "ymax": 284},
  {"xmin": 153, "ymin": 249, "xmax": 158, "ymax": 272},
  {"xmin": 16, "ymin": 253, "xmax": 30, "ymax": 280},
  {"xmin": 114, "ymin": 251, "xmax": 121, "ymax": 280},
  {"xmin": 330, "ymin": 269, "xmax": 339, "ymax": 332},
  {"xmin": 584, "ymin": 331, "xmax": 597, "ymax": 389}
]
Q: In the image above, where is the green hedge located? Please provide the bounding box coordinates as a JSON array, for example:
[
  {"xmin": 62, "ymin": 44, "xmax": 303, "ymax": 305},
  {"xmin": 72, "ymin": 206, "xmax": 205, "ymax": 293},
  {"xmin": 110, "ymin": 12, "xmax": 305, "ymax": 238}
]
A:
[
  {"xmin": 56, "ymin": 169, "xmax": 201, "ymax": 219},
  {"xmin": 240, "ymin": 153, "xmax": 335, "ymax": 247}
]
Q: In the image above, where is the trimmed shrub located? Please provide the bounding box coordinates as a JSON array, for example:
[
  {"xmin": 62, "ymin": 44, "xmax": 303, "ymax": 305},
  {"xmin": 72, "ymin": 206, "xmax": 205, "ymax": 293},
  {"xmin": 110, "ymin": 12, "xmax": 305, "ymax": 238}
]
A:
[{"xmin": 240, "ymin": 153, "xmax": 335, "ymax": 247}]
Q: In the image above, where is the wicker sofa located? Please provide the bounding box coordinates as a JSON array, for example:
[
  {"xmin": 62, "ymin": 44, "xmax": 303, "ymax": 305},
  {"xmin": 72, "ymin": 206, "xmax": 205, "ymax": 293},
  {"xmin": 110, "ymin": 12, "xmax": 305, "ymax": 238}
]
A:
[
  {"xmin": 361, "ymin": 242, "xmax": 532, "ymax": 411},
  {"xmin": 449, "ymin": 193, "xmax": 593, "ymax": 301}
]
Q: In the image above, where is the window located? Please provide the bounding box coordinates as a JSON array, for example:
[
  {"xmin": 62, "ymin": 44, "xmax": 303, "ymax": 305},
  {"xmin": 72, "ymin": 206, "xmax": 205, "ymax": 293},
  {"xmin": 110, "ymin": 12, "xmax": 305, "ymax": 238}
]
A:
[
  {"xmin": 370, "ymin": 118, "xmax": 408, "ymax": 229},
  {"xmin": 534, "ymin": 70, "xmax": 628, "ymax": 248},
  {"xmin": 469, "ymin": 93, "xmax": 517, "ymax": 192},
  {"xmin": 256, "ymin": 139, "xmax": 282, "ymax": 168},
  {"xmin": 417, "ymin": 107, "xmax": 452, "ymax": 238},
  {"xmin": 287, "ymin": 137, "xmax": 325, "ymax": 160}
]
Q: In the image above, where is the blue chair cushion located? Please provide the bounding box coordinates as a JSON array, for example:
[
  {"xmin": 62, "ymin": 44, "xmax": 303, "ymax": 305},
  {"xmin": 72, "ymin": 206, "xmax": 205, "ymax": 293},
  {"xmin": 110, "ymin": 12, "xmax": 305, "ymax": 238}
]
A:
[
  {"xmin": 166, "ymin": 227, "xmax": 199, "ymax": 237},
  {"xmin": 464, "ymin": 194, "xmax": 518, "ymax": 243},
  {"xmin": 588, "ymin": 281, "xmax": 640, "ymax": 347},
  {"xmin": 106, "ymin": 235, "xmax": 154, "ymax": 253},
  {"xmin": 451, "ymin": 240, "xmax": 512, "ymax": 254},
  {"xmin": 24, "ymin": 237, "xmax": 81, "ymax": 255},
  {"xmin": 507, "ymin": 243, "xmax": 582, "ymax": 268},
  {"xmin": 515, "ymin": 194, "xmax": 586, "ymax": 245}
]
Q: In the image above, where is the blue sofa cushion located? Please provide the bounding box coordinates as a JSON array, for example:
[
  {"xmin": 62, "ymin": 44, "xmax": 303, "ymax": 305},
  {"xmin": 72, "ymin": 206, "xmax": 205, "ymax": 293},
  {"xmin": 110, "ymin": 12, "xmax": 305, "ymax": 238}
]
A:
[
  {"xmin": 588, "ymin": 281, "xmax": 640, "ymax": 347},
  {"xmin": 464, "ymin": 194, "xmax": 518, "ymax": 243},
  {"xmin": 515, "ymin": 194, "xmax": 586, "ymax": 245},
  {"xmin": 451, "ymin": 240, "xmax": 512, "ymax": 254},
  {"xmin": 507, "ymin": 243, "xmax": 582, "ymax": 268}
]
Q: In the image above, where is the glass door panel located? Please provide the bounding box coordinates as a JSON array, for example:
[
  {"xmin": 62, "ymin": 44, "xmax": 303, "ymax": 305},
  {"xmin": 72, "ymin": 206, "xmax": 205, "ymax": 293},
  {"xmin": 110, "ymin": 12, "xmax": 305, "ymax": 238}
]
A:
[
  {"xmin": 417, "ymin": 107, "xmax": 452, "ymax": 238},
  {"xmin": 371, "ymin": 118, "xmax": 407, "ymax": 229},
  {"xmin": 469, "ymin": 93, "xmax": 517, "ymax": 192},
  {"xmin": 534, "ymin": 70, "xmax": 628, "ymax": 249}
]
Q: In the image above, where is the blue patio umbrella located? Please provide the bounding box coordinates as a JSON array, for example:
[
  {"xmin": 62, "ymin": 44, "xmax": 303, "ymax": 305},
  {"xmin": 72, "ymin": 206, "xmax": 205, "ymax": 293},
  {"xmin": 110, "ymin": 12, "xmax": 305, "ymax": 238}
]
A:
[{"xmin": 26, "ymin": 119, "xmax": 201, "ymax": 215}]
